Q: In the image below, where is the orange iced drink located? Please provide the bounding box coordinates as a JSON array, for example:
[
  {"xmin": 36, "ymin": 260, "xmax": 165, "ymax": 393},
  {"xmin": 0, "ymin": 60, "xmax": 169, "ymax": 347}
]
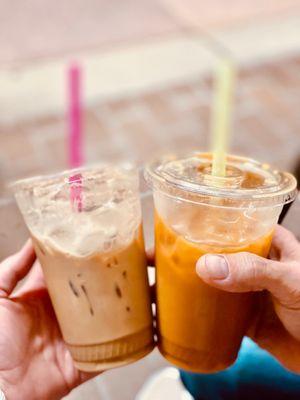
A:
[
  {"xmin": 155, "ymin": 214, "xmax": 272, "ymax": 372},
  {"xmin": 145, "ymin": 153, "xmax": 297, "ymax": 373},
  {"xmin": 13, "ymin": 165, "xmax": 154, "ymax": 372}
]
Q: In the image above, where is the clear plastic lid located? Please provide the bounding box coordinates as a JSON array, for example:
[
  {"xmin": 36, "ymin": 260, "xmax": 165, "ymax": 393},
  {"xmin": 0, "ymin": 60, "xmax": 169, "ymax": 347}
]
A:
[{"xmin": 145, "ymin": 153, "xmax": 297, "ymax": 207}]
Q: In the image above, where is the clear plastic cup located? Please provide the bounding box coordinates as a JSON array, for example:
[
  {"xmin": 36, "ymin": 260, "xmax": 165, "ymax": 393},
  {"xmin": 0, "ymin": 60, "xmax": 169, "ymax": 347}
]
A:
[
  {"xmin": 13, "ymin": 164, "xmax": 154, "ymax": 372},
  {"xmin": 145, "ymin": 152, "xmax": 297, "ymax": 373}
]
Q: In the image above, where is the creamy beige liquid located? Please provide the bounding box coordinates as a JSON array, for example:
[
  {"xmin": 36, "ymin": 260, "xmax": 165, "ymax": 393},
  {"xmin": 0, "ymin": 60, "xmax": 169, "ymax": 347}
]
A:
[{"xmin": 33, "ymin": 225, "xmax": 154, "ymax": 371}]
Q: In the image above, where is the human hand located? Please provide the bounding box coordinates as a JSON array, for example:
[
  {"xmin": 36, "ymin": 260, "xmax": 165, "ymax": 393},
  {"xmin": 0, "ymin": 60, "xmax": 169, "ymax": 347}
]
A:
[
  {"xmin": 196, "ymin": 225, "xmax": 300, "ymax": 373},
  {"xmin": 0, "ymin": 241, "xmax": 96, "ymax": 400}
]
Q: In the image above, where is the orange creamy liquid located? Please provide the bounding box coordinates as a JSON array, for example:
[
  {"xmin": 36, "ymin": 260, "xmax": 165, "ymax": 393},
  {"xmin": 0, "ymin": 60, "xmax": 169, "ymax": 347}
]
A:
[{"xmin": 155, "ymin": 215, "xmax": 273, "ymax": 373}]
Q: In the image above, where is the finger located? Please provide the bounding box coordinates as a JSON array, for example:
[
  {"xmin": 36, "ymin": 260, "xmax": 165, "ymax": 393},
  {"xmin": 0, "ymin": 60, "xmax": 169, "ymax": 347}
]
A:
[
  {"xmin": 0, "ymin": 239, "xmax": 36, "ymax": 298},
  {"xmin": 26, "ymin": 261, "xmax": 45, "ymax": 288},
  {"xmin": 272, "ymin": 225, "xmax": 300, "ymax": 261},
  {"xmin": 196, "ymin": 252, "xmax": 300, "ymax": 309},
  {"xmin": 13, "ymin": 260, "xmax": 46, "ymax": 297}
]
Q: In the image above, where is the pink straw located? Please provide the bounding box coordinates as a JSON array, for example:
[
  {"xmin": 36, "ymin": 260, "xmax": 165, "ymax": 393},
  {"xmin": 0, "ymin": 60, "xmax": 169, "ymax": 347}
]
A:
[
  {"xmin": 69, "ymin": 173, "xmax": 83, "ymax": 212},
  {"xmin": 68, "ymin": 63, "xmax": 83, "ymax": 168},
  {"xmin": 67, "ymin": 63, "xmax": 83, "ymax": 211}
]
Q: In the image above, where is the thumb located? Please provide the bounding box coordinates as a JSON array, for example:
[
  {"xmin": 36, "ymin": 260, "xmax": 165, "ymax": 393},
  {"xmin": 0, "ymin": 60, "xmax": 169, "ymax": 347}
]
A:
[{"xmin": 196, "ymin": 252, "xmax": 300, "ymax": 308}]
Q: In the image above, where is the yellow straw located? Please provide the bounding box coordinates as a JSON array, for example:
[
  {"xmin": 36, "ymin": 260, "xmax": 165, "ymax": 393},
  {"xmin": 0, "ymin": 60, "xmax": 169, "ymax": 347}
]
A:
[{"xmin": 211, "ymin": 58, "xmax": 236, "ymax": 176}]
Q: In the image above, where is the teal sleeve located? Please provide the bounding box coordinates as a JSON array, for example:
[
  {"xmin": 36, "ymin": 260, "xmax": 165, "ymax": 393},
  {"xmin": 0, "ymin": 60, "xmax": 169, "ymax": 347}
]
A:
[{"xmin": 180, "ymin": 338, "xmax": 300, "ymax": 400}]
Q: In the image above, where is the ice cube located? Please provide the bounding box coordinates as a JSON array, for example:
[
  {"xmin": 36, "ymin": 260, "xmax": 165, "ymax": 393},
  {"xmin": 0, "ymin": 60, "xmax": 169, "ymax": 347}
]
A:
[
  {"xmin": 105, "ymin": 226, "xmax": 118, "ymax": 239},
  {"xmin": 74, "ymin": 229, "xmax": 106, "ymax": 256}
]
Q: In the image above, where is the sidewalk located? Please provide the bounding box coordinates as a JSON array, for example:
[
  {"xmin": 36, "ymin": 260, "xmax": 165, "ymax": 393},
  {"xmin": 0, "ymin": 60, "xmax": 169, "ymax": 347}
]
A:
[
  {"xmin": 1, "ymin": 42, "xmax": 300, "ymax": 194},
  {"xmin": 2, "ymin": 0, "xmax": 300, "ymax": 65}
]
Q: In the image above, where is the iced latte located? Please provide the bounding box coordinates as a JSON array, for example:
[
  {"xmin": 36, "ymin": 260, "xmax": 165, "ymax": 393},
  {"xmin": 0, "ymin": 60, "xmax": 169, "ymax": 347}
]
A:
[{"xmin": 13, "ymin": 165, "xmax": 154, "ymax": 371}]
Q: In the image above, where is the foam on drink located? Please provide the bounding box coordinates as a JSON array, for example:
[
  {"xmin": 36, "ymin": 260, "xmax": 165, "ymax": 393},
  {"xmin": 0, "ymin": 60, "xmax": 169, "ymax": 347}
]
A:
[{"xmin": 16, "ymin": 165, "xmax": 140, "ymax": 256}]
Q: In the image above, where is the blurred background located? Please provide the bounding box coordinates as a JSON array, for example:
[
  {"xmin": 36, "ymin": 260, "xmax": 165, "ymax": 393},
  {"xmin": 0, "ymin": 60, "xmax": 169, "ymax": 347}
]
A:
[{"xmin": 0, "ymin": 1, "xmax": 300, "ymax": 399}]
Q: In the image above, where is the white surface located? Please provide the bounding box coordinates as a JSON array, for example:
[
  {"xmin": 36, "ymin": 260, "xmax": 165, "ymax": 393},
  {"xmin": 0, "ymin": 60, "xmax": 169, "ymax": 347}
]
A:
[
  {"xmin": 136, "ymin": 367, "xmax": 194, "ymax": 400},
  {"xmin": 64, "ymin": 349, "xmax": 168, "ymax": 400}
]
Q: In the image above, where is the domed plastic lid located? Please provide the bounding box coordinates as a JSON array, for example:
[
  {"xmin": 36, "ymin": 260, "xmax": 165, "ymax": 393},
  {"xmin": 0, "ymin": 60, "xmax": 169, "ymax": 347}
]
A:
[{"xmin": 145, "ymin": 153, "xmax": 297, "ymax": 207}]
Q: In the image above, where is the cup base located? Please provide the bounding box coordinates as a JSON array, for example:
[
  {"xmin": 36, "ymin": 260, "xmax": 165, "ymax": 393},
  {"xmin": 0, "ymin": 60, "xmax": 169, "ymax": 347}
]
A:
[
  {"xmin": 67, "ymin": 326, "xmax": 154, "ymax": 372},
  {"xmin": 73, "ymin": 343, "xmax": 154, "ymax": 372},
  {"xmin": 158, "ymin": 336, "xmax": 237, "ymax": 373}
]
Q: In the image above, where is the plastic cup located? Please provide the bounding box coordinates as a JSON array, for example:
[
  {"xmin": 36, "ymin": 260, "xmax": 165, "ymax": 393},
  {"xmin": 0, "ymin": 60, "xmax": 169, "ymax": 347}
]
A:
[
  {"xmin": 13, "ymin": 164, "xmax": 154, "ymax": 372},
  {"xmin": 145, "ymin": 152, "xmax": 297, "ymax": 373}
]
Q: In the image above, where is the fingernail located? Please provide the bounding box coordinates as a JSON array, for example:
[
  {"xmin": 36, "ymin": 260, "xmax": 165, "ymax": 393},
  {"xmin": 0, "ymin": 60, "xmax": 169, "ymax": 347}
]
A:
[{"xmin": 203, "ymin": 255, "xmax": 229, "ymax": 280}]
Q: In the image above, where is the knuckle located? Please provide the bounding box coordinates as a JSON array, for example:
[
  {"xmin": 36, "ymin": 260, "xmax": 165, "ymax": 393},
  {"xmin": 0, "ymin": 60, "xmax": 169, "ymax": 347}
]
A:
[
  {"xmin": 232, "ymin": 252, "xmax": 267, "ymax": 290},
  {"xmin": 269, "ymin": 261, "xmax": 300, "ymax": 305}
]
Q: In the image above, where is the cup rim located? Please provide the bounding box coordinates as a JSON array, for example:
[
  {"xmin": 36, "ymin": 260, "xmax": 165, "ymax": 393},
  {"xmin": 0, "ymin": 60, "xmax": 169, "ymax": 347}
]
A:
[
  {"xmin": 10, "ymin": 162, "xmax": 137, "ymax": 192},
  {"xmin": 144, "ymin": 152, "xmax": 298, "ymax": 207}
]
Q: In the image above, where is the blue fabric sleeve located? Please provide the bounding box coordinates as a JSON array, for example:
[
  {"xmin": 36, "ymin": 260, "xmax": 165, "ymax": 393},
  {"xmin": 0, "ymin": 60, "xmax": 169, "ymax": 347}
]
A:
[{"xmin": 180, "ymin": 338, "xmax": 300, "ymax": 400}]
